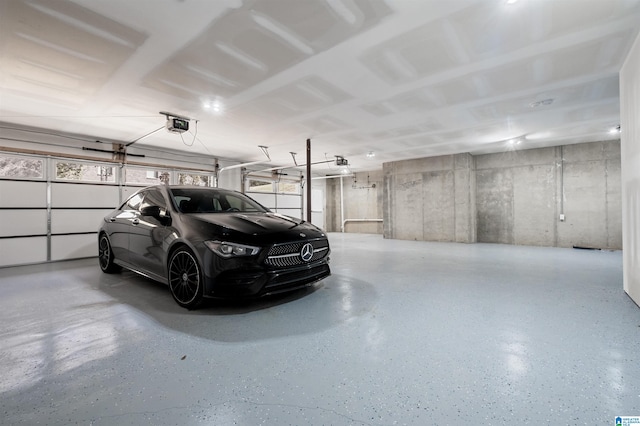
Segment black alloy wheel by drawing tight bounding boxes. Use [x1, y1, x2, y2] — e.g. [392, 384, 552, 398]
[98, 234, 120, 273]
[168, 248, 203, 309]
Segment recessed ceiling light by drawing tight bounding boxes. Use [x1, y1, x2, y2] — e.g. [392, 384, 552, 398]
[366, 151, 375, 158]
[203, 99, 224, 114]
[506, 0, 519, 4]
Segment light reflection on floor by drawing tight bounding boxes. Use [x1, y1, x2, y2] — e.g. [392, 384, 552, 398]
[1, 233, 638, 425]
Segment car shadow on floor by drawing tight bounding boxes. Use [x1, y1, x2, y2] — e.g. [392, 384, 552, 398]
[94, 268, 378, 342]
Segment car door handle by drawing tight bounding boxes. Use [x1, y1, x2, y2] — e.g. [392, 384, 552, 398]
[132, 219, 140, 225]
[109, 217, 117, 222]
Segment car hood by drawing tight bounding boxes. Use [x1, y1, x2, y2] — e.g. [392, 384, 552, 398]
[182, 212, 326, 242]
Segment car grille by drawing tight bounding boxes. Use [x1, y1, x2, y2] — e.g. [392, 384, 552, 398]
[265, 238, 329, 268]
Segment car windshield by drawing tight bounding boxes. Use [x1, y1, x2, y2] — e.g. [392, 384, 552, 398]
[170, 188, 268, 214]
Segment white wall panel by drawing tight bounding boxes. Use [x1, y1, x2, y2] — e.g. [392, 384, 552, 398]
[311, 188, 323, 210]
[51, 184, 119, 208]
[312, 212, 325, 229]
[0, 237, 47, 266]
[51, 209, 113, 234]
[0, 181, 46, 207]
[276, 194, 301, 208]
[51, 234, 97, 261]
[0, 210, 47, 237]
[311, 188, 325, 229]
[621, 31, 640, 304]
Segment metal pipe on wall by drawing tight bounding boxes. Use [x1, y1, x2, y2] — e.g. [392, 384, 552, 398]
[342, 218, 383, 232]
[560, 145, 565, 219]
[340, 176, 344, 232]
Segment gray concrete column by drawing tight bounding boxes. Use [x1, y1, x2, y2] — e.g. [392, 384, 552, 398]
[454, 153, 476, 243]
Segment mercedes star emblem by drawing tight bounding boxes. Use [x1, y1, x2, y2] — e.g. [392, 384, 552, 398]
[300, 243, 314, 262]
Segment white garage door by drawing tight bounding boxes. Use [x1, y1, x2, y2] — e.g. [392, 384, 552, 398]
[0, 153, 216, 267]
[0, 155, 121, 267]
[246, 177, 303, 219]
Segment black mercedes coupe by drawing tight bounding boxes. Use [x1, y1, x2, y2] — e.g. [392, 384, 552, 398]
[98, 185, 331, 309]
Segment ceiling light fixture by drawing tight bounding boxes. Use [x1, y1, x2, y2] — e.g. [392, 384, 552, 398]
[366, 151, 375, 158]
[203, 99, 224, 114]
[506, 0, 519, 4]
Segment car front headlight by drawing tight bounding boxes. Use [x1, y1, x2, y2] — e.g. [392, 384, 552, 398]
[205, 240, 261, 258]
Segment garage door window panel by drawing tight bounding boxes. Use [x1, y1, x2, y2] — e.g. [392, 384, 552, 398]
[0, 154, 44, 179]
[55, 161, 115, 183]
[247, 179, 275, 193]
[125, 167, 171, 185]
[277, 181, 300, 194]
[178, 173, 213, 186]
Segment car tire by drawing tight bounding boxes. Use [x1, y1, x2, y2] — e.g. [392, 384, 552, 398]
[168, 247, 204, 310]
[98, 234, 121, 273]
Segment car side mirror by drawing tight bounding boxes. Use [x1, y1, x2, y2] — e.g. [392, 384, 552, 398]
[140, 206, 171, 225]
[140, 205, 161, 217]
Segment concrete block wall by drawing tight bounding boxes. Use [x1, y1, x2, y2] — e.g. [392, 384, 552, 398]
[381, 153, 476, 243]
[476, 141, 621, 249]
[476, 147, 559, 245]
[330, 140, 621, 249]
[558, 142, 621, 249]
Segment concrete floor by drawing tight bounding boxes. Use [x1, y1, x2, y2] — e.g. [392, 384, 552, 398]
[1, 233, 638, 425]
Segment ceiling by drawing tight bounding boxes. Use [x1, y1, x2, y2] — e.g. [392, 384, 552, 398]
[1, 0, 638, 174]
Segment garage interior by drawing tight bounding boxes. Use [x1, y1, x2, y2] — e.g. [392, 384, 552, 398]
[1, 0, 640, 424]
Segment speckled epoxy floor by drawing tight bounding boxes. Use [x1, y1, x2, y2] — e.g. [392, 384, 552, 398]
[1, 233, 638, 425]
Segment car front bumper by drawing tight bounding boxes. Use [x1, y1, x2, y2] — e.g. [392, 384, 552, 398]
[200, 249, 330, 298]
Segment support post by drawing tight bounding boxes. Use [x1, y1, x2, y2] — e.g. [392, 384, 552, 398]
[306, 138, 312, 223]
